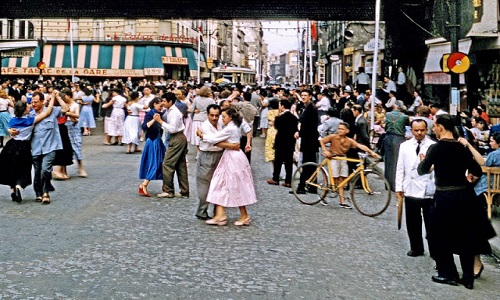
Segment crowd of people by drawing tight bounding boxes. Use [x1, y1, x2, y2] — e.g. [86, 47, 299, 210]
[0, 75, 497, 288]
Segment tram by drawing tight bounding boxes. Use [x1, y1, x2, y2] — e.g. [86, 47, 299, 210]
[211, 66, 256, 85]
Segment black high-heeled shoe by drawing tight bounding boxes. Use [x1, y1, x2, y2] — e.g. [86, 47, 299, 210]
[474, 264, 484, 279]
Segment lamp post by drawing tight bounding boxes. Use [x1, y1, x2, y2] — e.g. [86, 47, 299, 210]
[207, 28, 218, 82]
[38, 18, 46, 81]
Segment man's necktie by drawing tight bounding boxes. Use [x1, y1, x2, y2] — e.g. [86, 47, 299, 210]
[416, 141, 421, 156]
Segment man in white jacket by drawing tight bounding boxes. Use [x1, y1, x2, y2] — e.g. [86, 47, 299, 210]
[395, 119, 436, 258]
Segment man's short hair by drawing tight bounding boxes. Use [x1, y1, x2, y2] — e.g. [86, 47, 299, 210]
[301, 89, 313, 96]
[207, 103, 221, 113]
[161, 92, 176, 103]
[338, 122, 350, 130]
[279, 99, 292, 110]
[32, 91, 44, 101]
[352, 104, 363, 113]
[410, 118, 427, 128]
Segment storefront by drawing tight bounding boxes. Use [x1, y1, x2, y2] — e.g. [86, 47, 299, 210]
[1, 42, 206, 80]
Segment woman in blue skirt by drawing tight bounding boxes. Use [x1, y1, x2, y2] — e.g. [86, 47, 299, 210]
[138, 97, 166, 197]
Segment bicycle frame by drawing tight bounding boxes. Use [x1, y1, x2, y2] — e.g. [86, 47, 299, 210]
[309, 155, 373, 194]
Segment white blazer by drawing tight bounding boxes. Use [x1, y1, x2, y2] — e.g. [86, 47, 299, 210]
[395, 136, 436, 199]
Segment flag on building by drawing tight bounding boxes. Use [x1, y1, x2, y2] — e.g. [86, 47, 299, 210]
[198, 26, 203, 43]
[311, 21, 317, 41]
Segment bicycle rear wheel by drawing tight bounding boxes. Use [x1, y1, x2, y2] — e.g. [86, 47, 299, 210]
[291, 162, 329, 205]
[350, 170, 391, 217]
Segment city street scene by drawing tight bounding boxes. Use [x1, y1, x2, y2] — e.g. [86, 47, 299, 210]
[1, 0, 500, 298]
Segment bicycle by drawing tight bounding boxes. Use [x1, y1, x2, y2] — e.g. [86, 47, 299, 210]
[291, 152, 391, 217]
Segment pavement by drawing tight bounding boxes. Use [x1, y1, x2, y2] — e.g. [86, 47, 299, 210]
[0, 120, 499, 299]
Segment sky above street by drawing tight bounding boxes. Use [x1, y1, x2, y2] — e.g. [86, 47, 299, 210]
[262, 20, 306, 56]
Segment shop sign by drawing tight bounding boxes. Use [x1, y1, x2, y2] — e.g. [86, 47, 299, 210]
[364, 39, 385, 52]
[343, 47, 354, 55]
[1, 49, 35, 58]
[329, 55, 340, 61]
[161, 56, 188, 65]
[122, 33, 198, 44]
[424, 72, 465, 85]
[144, 68, 164, 76]
[0, 67, 144, 77]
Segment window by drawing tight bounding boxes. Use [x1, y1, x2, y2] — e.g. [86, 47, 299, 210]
[27, 21, 34, 39]
[8, 19, 14, 39]
[19, 20, 25, 39]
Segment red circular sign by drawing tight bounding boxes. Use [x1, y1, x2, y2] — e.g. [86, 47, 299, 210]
[447, 52, 470, 74]
[37, 61, 46, 70]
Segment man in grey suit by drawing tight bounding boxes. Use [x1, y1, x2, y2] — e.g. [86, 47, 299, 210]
[194, 104, 240, 220]
[195, 104, 224, 220]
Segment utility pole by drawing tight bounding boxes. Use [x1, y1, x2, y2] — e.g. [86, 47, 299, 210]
[448, 0, 460, 115]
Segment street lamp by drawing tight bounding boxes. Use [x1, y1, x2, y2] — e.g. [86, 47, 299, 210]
[206, 57, 214, 82]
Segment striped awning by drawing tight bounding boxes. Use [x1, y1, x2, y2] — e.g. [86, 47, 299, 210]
[1, 44, 203, 77]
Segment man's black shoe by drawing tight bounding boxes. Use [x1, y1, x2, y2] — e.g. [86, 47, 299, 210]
[459, 278, 474, 290]
[431, 276, 458, 286]
[196, 215, 211, 220]
[407, 250, 424, 257]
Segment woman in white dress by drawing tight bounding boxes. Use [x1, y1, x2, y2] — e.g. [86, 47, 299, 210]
[197, 107, 257, 226]
[102, 88, 127, 145]
[259, 93, 270, 137]
[123, 91, 145, 153]
[190, 86, 215, 157]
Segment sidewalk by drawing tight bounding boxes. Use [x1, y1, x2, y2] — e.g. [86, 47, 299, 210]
[490, 214, 500, 258]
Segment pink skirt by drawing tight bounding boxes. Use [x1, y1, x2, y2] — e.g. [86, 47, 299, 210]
[206, 149, 257, 207]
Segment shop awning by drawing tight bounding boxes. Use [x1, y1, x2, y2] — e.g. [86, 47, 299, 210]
[1, 44, 204, 77]
[423, 38, 472, 85]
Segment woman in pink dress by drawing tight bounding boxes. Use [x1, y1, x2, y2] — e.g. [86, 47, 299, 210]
[197, 107, 257, 226]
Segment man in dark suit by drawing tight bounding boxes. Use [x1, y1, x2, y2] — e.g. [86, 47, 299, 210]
[290, 89, 319, 194]
[351, 104, 370, 147]
[267, 99, 298, 187]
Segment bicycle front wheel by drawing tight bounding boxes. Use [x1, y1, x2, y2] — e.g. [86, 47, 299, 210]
[350, 170, 391, 217]
[291, 162, 329, 205]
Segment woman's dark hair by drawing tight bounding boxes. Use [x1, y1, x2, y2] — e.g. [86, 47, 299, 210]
[83, 88, 92, 96]
[435, 114, 456, 132]
[130, 91, 140, 101]
[474, 117, 487, 129]
[148, 97, 161, 110]
[14, 100, 27, 118]
[327, 107, 339, 118]
[222, 107, 242, 127]
[491, 132, 500, 145]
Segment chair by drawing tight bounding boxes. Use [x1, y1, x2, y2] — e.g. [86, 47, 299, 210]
[481, 166, 500, 219]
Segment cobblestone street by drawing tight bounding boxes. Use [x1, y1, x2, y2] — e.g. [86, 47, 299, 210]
[0, 121, 499, 299]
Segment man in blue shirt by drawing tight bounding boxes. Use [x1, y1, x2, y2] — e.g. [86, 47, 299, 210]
[29, 91, 68, 204]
